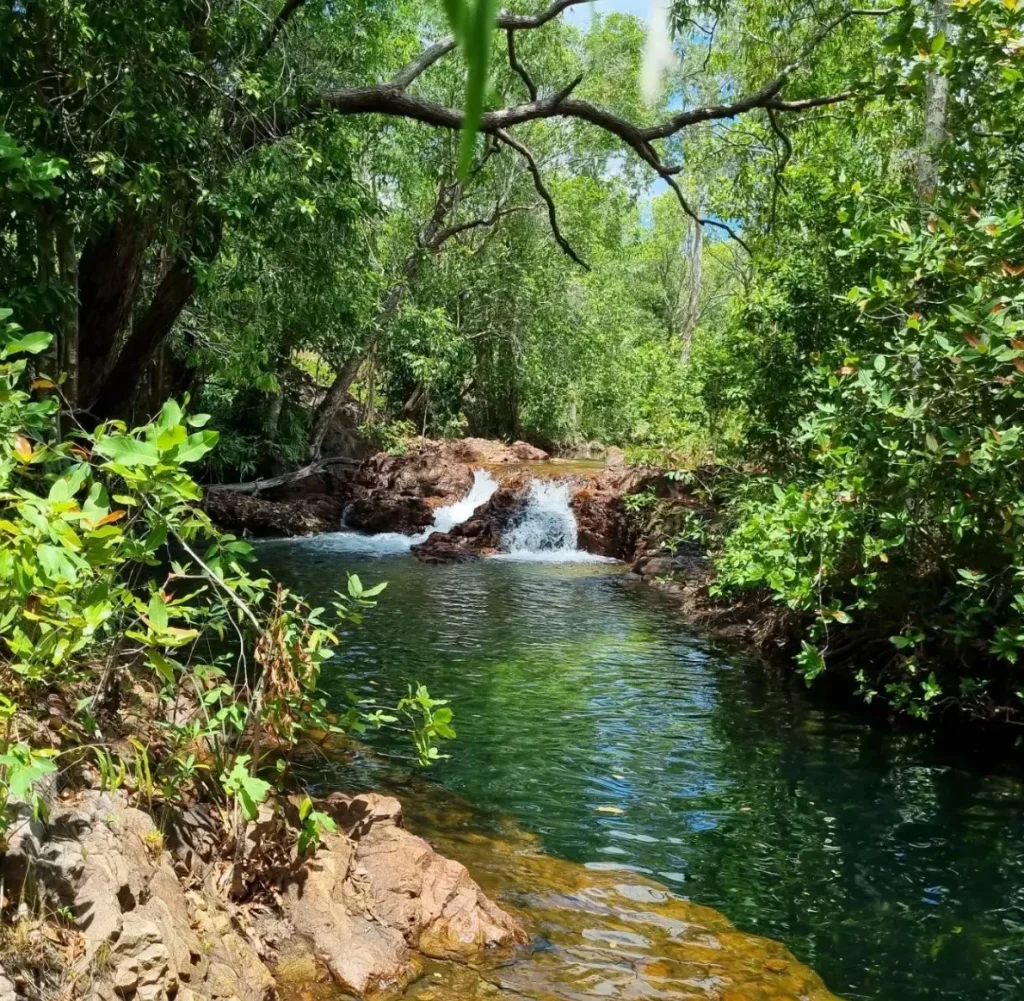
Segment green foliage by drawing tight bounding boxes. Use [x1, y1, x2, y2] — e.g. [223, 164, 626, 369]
[704, 0, 1024, 722]
[296, 794, 338, 856]
[0, 311, 453, 840]
[358, 418, 419, 456]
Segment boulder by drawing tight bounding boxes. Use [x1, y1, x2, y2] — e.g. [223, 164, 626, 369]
[632, 545, 708, 581]
[343, 492, 434, 534]
[279, 793, 525, 996]
[411, 479, 528, 562]
[510, 440, 549, 462]
[353, 809, 526, 962]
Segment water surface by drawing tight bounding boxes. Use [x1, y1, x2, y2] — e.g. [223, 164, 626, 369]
[257, 542, 1024, 1001]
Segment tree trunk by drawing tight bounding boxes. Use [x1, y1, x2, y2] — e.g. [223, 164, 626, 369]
[915, 0, 950, 200]
[400, 382, 427, 422]
[306, 349, 368, 459]
[88, 256, 197, 421]
[77, 214, 151, 401]
[680, 209, 703, 364]
[264, 331, 297, 442]
[306, 270, 415, 459]
[56, 215, 79, 409]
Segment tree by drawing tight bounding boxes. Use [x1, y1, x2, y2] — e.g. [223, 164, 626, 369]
[1, 0, 897, 424]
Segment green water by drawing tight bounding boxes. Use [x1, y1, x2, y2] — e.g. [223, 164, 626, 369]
[257, 540, 1024, 1001]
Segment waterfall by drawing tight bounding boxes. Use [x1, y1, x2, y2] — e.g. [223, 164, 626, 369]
[331, 469, 499, 555]
[501, 478, 607, 562]
[429, 469, 500, 534]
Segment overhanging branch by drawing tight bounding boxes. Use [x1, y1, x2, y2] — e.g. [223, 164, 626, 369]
[252, 4, 896, 256]
[495, 130, 589, 270]
[391, 0, 594, 88]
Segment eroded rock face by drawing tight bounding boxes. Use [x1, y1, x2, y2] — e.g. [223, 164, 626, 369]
[1, 791, 273, 1001]
[278, 793, 525, 996]
[571, 467, 647, 559]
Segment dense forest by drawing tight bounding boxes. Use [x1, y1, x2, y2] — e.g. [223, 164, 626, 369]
[2, 0, 1024, 993]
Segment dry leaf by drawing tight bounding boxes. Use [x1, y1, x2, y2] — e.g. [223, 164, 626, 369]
[14, 435, 33, 462]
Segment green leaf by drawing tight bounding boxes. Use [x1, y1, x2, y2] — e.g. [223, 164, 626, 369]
[149, 593, 169, 630]
[157, 399, 183, 431]
[94, 436, 161, 467]
[149, 650, 178, 685]
[174, 430, 219, 463]
[222, 757, 272, 821]
[457, 0, 501, 180]
[2, 330, 51, 357]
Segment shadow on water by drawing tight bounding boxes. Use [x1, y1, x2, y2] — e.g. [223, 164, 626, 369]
[257, 541, 1024, 1001]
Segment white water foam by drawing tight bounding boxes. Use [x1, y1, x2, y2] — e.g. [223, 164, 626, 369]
[268, 468, 611, 562]
[500, 478, 612, 563]
[327, 469, 500, 556]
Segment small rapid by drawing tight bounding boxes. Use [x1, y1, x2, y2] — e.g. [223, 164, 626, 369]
[329, 469, 500, 555]
[500, 478, 608, 562]
[292, 468, 609, 561]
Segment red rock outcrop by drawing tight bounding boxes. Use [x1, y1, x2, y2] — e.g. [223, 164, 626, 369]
[571, 466, 648, 559]
[411, 477, 530, 562]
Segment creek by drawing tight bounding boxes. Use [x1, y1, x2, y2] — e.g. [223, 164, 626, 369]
[257, 471, 1024, 1001]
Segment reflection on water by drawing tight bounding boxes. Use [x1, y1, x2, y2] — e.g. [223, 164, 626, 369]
[257, 545, 1024, 1001]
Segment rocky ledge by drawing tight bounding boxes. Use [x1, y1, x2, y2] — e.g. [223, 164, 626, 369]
[0, 789, 524, 1001]
[203, 438, 550, 540]
[202, 437, 646, 561]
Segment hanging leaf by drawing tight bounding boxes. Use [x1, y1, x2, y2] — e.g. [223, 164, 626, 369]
[457, 0, 501, 180]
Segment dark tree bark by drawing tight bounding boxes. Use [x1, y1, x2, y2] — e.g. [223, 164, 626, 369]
[88, 256, 197, 421]
[56, 214, 79, 408]
[306, 343, 371, 459]
[77, 215, 150, 403]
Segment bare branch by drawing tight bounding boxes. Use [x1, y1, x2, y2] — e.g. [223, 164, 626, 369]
[766, 106, 793, 228]
[252, 0, 308, 66]
[507, 29, 537, 101]
[766, 92, 857, 112]
[247, 3, 894, 257]
[495, 130, 589, 270]
[660, 174, 752, 254]
[430, 205, 529, 247]
[391, 0, 593, 88]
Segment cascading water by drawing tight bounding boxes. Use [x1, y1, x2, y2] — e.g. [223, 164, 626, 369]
[284, 467, 607, 561]
[330, 469, 500, 555]
[500, 478, 608, 562]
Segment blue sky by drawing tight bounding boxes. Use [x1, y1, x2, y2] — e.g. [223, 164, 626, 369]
[564, 0, 651, 29]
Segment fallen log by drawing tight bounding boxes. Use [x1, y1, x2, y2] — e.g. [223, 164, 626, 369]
[206, 456, 358, 495]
